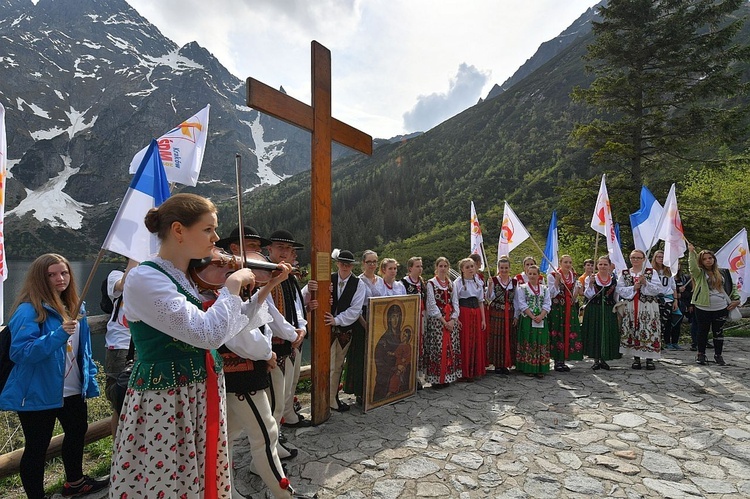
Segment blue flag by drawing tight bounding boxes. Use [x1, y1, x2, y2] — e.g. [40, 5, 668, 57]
[540, 210, 559, 274]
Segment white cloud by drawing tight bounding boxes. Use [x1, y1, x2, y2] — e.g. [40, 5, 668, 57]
[125, 0, 598, 138]
[403, 63, 490, 132]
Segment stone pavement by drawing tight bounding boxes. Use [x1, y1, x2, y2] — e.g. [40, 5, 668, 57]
[235, 337, 750, 498]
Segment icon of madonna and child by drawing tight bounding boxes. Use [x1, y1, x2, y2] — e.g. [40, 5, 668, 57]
[365, 295, 420, 411]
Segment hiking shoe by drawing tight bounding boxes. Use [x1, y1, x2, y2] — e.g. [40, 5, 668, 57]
[62, 475, 109, 497]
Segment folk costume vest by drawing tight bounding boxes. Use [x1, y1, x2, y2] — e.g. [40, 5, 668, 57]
[127, 261, 223, 391]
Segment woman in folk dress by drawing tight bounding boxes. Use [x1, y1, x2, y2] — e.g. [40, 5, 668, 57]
[547, 255, 584, 372]
[487, 255, 518, 374]
[452, 258, 487, 380]
[616, 249, 664, 370]
[515, 265, 552, 378]
[423, 257, 462, 387]
[581, 256, 621, 370]
[110, 194, 272, 499]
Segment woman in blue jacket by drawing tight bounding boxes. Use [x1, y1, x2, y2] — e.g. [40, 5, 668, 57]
[0, 254, 108, 498]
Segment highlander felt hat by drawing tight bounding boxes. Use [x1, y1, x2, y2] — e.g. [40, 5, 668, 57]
[332, 249, 356, 264]
[268, 229, 304, 249]
[216, 226, 271, 250]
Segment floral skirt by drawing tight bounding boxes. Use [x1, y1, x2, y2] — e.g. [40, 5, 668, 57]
[548, 302, 584, 361]
[423, 315, 462, 384]
[516, 317, 550, 374]
[110, 376, 232, 499]
[619, 299, 662, 359]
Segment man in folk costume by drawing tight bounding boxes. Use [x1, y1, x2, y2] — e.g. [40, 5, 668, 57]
[266, 230, 313, 429]
[324, 249, 366, 412]
[216, 227, 302, 463]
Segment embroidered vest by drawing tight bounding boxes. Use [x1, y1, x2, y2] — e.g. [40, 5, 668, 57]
[127, 261, 222, 391]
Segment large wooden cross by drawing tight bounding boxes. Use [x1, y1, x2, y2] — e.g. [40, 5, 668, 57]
[246, 41, 372, 424]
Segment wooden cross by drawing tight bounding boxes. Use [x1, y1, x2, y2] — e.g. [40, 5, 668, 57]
[246, 41, 372, 425]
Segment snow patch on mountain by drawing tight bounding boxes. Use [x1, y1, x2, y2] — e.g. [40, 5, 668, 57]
[244, 114, 289, 189]
[8, 157, 92, 229]
[17, 97, 50, 118]
[145, 50, 204, 73]
[28, 106, 97, 140]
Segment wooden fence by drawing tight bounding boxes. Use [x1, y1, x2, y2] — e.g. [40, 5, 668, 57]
[0, 314, 311, 479]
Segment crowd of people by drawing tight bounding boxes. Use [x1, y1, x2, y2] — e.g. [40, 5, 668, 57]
[0, 191, 744, 499]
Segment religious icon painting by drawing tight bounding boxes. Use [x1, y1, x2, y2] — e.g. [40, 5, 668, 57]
[364, 294, 420, 412]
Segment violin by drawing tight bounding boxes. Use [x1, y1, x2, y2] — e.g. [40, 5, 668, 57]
[189, 247, 283, 291]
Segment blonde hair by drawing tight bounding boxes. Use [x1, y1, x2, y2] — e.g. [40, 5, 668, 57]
[11, 254, 80, 322]
[650, 250, 672, 277]
[379, 258, 399, 276]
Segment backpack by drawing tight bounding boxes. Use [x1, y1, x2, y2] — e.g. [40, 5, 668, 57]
[101, 270, 124, 318]
[0, 325, 14, 396]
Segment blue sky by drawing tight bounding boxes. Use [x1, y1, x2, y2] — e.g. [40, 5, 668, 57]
[126, 0, 598, 139]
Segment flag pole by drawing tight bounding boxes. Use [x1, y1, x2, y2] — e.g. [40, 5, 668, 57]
[528, 235, 574, 299]
[480, 240, 492, 278]
[73, 248, 107, 319]
[593, 232, 600, 261]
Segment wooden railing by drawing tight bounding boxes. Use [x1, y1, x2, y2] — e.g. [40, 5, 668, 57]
[0, 314, 311, 479]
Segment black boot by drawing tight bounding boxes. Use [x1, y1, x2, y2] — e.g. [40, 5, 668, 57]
[714, 354, 726, 366]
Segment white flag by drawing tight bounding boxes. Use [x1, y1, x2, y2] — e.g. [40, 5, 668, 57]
[129, 105, 210, 186]
[656, 184, 686, 275]
[470, 201, 485, 271]
[0, 103, 7, 323]
[497, 202, 530, 260]
[715, 228, 749, 303]
[591, 175, 627, 272]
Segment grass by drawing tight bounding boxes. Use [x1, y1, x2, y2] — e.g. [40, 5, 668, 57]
[0, 362, 113, 498]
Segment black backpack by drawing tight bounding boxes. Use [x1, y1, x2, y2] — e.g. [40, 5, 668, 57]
[0, 325, 14, 396]
[101, 271, 124, 318]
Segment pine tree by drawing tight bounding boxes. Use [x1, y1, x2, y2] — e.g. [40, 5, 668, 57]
[572, 0, 750, 191]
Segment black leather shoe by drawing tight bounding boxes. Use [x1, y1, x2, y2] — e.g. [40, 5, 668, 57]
[283, 418, 312, 428]
[631, 360, 642, 370]
[714, 355, 726, 366]
[554, 363, 566, 372]
[562, 364, 571, 372]
[645, 359, 655, 370]
[599, 361, 610, 370]
[333, 398, 349, 412]
[591, 362, 601, 370]
[279, 444, 298, 461]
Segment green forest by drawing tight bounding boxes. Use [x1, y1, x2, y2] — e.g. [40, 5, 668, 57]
[219, 1, 750, 276]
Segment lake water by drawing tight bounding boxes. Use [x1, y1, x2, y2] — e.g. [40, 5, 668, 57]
[2, 260, 311, 365]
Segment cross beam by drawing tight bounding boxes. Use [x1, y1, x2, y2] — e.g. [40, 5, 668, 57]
[246, 41, 372, 425]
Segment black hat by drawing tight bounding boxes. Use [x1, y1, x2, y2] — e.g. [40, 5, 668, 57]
[333, 249, 356, 263]
[216, 226, 271, 250]
[268, 229, 304, 249]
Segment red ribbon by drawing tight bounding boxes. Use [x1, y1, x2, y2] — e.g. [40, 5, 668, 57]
[204, 351, 219, 499]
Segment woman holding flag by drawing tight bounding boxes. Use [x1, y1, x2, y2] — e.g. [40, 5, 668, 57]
[581, 256, 621, 370]
[487, 256, 518, 374]
[110, 193, 269, 499]
[688, 243, 741, 366]
[616, 249, 663, 370]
